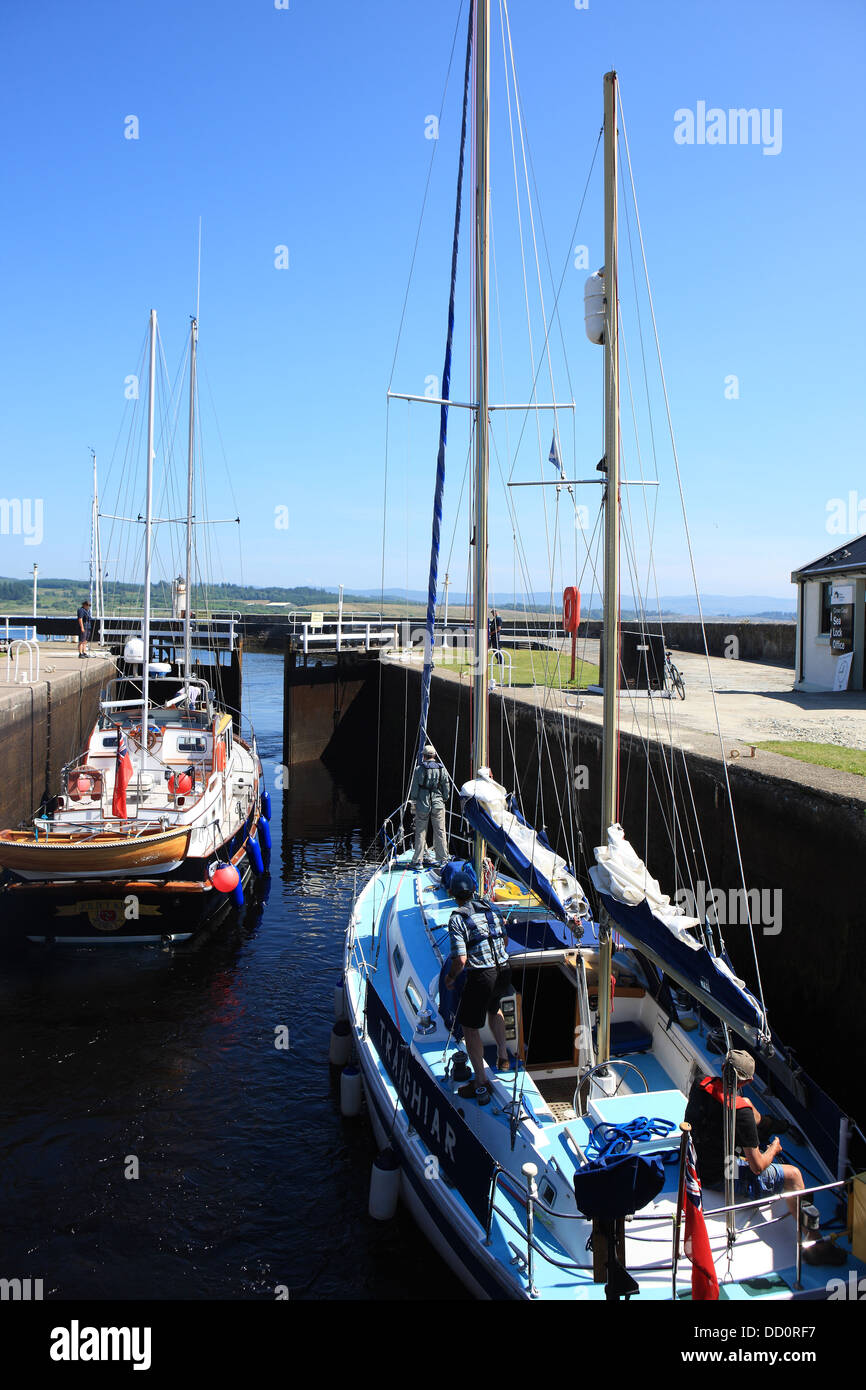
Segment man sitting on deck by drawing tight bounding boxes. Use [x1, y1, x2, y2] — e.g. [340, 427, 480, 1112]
[444, 874, 512, 1106]
[685, 1047, 806, 1218]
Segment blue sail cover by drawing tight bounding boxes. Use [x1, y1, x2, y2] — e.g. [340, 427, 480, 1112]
[460, 792, 581, 923]
[595, 889, 767, 1041]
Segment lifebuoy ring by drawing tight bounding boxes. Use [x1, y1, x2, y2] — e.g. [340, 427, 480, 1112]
[562, 586, 581, 634]
[215, 741, 226, 771]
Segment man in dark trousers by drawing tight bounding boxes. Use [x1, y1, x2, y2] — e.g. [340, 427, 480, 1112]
[77, 599, 92, 658]
[443, 874, 511, 1105]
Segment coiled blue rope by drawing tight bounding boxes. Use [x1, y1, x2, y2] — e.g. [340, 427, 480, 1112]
[585, 1117, 678, 1162]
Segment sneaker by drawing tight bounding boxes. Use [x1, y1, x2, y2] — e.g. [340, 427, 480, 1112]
[457, 1082, 491, 1105]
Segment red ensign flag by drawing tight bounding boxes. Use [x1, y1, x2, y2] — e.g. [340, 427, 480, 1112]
[683, 1135, 719, 1300]
[112, 728, 133, 820]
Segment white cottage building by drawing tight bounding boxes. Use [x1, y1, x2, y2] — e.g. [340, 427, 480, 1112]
[791, 534, 866, 691]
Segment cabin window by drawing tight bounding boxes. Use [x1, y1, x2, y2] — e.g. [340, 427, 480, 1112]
[819, 582, 832, 634]
[405, 980, 422, 1015]
[226, 727, 233, 757]
[392, 944, 404, 976]
[102, 735, 118, 749]
[178, 736, 206, 753]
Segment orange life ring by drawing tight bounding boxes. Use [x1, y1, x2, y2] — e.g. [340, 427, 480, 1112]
[215, 741, 226, 771]
[562, 586, 581, 634]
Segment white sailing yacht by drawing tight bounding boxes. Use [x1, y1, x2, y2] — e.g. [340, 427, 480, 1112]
[340, 2, 863, 1299]
[0, 311, 271, 943]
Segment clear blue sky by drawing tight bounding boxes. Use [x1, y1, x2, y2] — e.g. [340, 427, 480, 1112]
[1, 0, 864, 602]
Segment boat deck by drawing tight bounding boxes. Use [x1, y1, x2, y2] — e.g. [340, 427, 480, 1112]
[347, 855, 863, 1300]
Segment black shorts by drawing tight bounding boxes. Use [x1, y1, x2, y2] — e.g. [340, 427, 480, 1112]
[457, 964, 512, 1030]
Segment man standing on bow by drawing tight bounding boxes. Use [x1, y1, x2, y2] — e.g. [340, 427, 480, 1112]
[408, 742, 451, 868]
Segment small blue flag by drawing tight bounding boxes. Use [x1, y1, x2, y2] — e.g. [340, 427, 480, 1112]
[548, 433, 564, 479]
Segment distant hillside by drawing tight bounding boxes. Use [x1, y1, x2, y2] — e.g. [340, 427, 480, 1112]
[0, 577, 342, 614]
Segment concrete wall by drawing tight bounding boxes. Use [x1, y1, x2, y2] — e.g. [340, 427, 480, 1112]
[0, 656, 112, 827]
[283, 653, 380, 765]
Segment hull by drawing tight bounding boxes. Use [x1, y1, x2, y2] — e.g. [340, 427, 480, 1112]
[0, 827, 191, 880]
[0, 810, 265, 944]
[344, 856, 864, 1302]
[2, 859, 253, 943]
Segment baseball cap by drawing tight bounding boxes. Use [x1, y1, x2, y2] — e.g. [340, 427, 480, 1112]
[725, 1048, 755, 1082]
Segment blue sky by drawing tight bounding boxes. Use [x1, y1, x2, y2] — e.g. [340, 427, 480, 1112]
[1, 0, 864, 603]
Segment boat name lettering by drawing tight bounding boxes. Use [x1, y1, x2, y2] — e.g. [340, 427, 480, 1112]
[365, 981, 493, 1222]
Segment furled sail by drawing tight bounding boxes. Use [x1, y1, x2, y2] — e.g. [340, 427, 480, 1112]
[459, 769, 589, 923]
[589, 824, 769, 1043]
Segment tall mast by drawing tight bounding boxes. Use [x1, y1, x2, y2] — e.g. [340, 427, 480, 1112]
[184, 316, 198, 685]
[597, 71, 621, 1065]
[94, 455, 104, 642]
[89, 450, 97, 613]
[472, 0, 490, 877]
[142, 309, 157, 742]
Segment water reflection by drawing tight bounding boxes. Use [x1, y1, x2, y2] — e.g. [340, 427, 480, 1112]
[0, 653, 465, 1300]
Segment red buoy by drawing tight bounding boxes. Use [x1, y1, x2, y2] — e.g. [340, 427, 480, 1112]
[210, 863, 240, 893]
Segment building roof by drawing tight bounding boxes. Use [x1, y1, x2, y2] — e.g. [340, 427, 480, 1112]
[791, 532, 866, 582]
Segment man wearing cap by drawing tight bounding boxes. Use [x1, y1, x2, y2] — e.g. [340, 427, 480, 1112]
[443, 875, 511, 1104]
[685, 1048, 805, 1218]
[408, 743, 451, 868]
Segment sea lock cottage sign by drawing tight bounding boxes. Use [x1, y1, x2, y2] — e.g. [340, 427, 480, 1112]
[829, 583, 854, 654]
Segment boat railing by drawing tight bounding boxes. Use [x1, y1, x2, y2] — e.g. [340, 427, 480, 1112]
[671, 1175, 852, 1295]
[484, 1158, 852, 1299]
[33, 815, 172, 839]
[376, 804, 475, 863]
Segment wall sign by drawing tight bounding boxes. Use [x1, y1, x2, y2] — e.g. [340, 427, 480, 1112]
[829, 583, 854, 654]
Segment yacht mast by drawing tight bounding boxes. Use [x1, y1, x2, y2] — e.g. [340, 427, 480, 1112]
[89, 450, 97, 614]
[472, 0, 490, 878]
[184, 316, 198, 686]
[141, 309, 157, 739]
[597, 71, 621, 1066]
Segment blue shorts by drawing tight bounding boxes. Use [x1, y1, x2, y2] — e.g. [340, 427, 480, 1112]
[736, 1162, 785, 1198]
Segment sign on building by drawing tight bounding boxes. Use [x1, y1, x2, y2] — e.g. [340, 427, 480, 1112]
[829, 583, 854, 654]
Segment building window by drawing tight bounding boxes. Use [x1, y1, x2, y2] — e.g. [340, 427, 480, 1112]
[819, 582, 832, 634]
